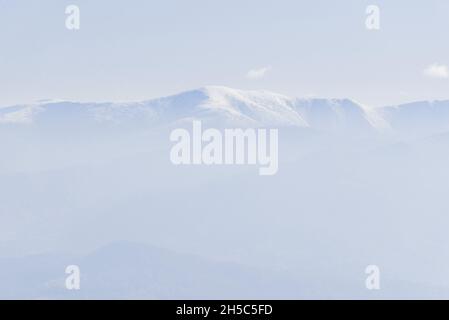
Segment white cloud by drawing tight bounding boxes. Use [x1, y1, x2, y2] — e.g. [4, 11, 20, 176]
[246, 66, 272, 80]
[424, 63, 449, 79]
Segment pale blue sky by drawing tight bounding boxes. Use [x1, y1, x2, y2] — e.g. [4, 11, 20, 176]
[0, 0, 448, 107]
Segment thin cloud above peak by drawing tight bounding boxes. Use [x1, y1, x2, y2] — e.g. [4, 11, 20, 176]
[246, 66, 272, 80]
[424, 63, 449, 79]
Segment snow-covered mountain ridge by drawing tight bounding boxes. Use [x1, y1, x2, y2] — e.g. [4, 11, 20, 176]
[1, 86, 449, 136]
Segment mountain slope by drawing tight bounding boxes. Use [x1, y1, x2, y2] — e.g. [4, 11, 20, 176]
[293, 98, 388, 133]
[0, 87, 378, 132]
[0, 87, 308, 129]
[381, 100, 449, 137]
[2, 87, 449, 137]
[0, 242, 308, 299]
